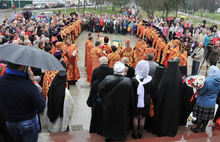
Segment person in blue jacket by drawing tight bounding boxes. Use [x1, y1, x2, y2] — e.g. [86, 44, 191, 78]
[203, 32, 211, 47]
[191, 66, 220, 133]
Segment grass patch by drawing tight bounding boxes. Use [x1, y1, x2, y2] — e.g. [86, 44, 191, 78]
[141, 10, 220, 27]
[36, 6, 121, 15]
[193, 11, 220, 21]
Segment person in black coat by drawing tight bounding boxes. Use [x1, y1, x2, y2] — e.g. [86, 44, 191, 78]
[94, 18, 100, 33]
[29, 30, 36, 44]
[87, 56, 114, 134]
[89, 17, 94, 32]
[98, 61, 133, 141]
[153, 60, 182, 137]
[179, 65, 194, 126]
[109, 19, 114, 34]
[131, 60, 152, 139]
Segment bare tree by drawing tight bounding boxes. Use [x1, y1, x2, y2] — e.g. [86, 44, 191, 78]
[83, 0, 86, 14]
[78, 0, 80, 12]
[100, 0, 103, 13]
[105, 0, 107, 13]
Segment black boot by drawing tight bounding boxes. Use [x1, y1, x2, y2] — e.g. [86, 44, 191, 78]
[131, 132, 138, 139]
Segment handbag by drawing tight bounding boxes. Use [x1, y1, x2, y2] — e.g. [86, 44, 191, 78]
[148, 98, 154, 117]
[215, 117, 220, 131]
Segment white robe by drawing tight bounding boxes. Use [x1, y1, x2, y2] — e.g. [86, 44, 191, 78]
[42, 88, 74, 132]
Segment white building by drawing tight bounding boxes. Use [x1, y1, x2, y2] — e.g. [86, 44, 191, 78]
[33, 0, 78, 5]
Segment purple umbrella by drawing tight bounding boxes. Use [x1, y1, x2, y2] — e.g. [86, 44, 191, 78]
[10, 14, 18, 21]
[38, 15, 47, 18]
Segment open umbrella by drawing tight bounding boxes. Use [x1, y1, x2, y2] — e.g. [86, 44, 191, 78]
[0, 44, 65, 71]
[180, 16, 186, 19]
[10, 14, 22, 21]
[38, 15, 47, 18]
[39, 20, 47, 23]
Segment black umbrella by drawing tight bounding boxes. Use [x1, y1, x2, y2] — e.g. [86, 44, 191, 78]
[0, 44, 65, 71]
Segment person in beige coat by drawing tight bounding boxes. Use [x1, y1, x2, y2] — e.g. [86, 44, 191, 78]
[197, 29, 207, 43]
[191, 42, 205, 75]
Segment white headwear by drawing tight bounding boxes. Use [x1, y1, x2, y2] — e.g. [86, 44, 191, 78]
[113, 61, 125, 75]
[135, 60, 152, 108]
[209, 65, 220, 77]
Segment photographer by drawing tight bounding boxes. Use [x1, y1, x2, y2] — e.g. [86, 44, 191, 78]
[209, 41, 220, 66]
[204, 36, 214, 60]
[191, 42, 205, 75]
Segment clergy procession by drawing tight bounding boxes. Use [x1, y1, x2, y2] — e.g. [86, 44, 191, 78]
[1, 2, 220, 142]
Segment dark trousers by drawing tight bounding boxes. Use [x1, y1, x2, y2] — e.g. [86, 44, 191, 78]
[191, 60, 200, 75]
[210, 61, 217, 66]
[123, 28, 127, 35]
[99, 26, 103, 32]
[0, 108, 15, 142]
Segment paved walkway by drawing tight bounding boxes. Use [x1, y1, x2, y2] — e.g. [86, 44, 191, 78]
[39, 31, 139, 136]
[177, 11, 220, 25]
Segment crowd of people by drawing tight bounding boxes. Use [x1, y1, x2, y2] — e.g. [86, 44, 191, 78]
[0, 4, 220, 142]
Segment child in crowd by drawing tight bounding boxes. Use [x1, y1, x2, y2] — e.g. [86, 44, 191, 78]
[127, 25, 131, 34]
[119, 25, 123, 35]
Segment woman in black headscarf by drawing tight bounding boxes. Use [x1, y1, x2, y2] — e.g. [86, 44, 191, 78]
[144, 66, 165, 132]
[179, 65, 194, 126]
[151, 66, 166, 104]
[153, 60, 182, 137]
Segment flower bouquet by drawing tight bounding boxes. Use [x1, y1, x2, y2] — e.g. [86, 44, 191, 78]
[186, 75, 205, 89]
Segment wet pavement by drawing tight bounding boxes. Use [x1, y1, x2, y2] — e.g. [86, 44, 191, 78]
[39, 31, 139, 136]
[38, 31, 220, 138]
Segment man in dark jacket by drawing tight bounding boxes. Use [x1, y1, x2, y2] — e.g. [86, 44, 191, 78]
[29, 30, 36, 44]
[2, 30, 9, 44]
[88, 56, 113, 134]
[0, 62, 45, 142]
[98, 61, 133, 141]
[209, 41, 220, 66]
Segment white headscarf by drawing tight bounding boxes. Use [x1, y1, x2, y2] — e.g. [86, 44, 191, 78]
[209, 65, 220, 77]
[114, 61, 125, 75]
[135, 60, 152, 108]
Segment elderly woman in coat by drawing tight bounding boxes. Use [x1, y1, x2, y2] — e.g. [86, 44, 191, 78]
[191, 66, 220, 133]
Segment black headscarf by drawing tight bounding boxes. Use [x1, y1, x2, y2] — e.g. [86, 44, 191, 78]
[179, 65, 187, 76]
[153, 60, 182, 137]
[178, 65, 194, 126]
[151, 66, 165, 104]
[47, 70, 67, 123]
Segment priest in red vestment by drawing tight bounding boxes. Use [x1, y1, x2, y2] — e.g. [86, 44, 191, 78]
[119, 39, 134, 67]
[62, 38, 80, 84]
[87, 41, 106, 83]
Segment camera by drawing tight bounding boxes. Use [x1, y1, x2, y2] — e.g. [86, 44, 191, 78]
[191, 53, 196, 58]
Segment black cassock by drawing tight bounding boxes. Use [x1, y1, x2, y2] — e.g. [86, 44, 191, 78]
[87, 65, 113, 134]
[99, 75, 133, 141]
[145, 66, 165, 132]
[95, 20, 100, 32]
[104, 21, 108, 33]
[153, 60, 182, 137]
[89, 18, 94, 32]
[179, 65, 194, 126]
[47, 70, 67, 123]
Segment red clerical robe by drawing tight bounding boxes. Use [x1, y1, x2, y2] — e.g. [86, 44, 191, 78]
[86, 41, 95, 73]
[42, 70, 59, 100]
[164, 47, 180, 67]
[145, 47, 157, 61]
[87, 47, 106, 83]
[103, 44, 112, 54]
[133, 41, 143, 67]
[107, 52, 121, 68]
[119, 47, 134, 67]
[62, 44, 80, 81]
[178, 50, 188, 66]
[85, 39, 90, 68]
[136, 44, 148, 64]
